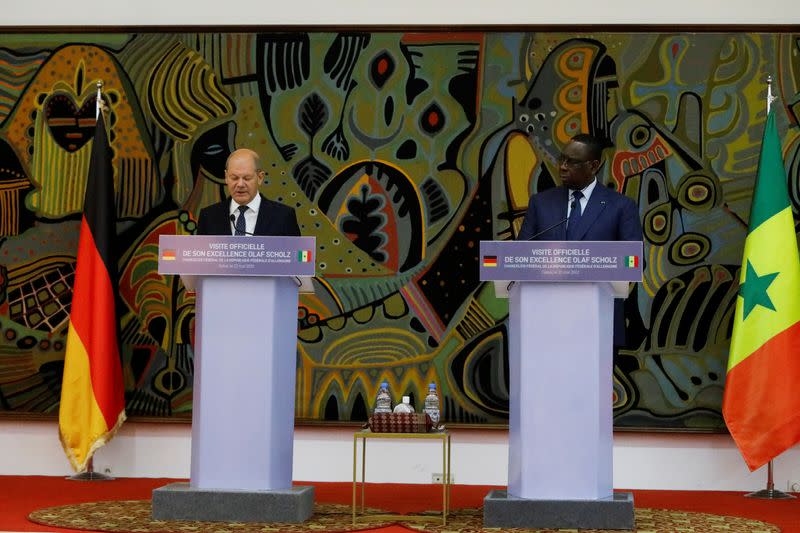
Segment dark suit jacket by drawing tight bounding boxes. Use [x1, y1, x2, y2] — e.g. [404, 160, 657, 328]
[518, 183, 642, 242]
[517, 183, 643, 346]
[196, 194, 301, 237]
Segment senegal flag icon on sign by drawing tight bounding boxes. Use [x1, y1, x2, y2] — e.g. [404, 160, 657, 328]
[297, 249, 312, 262]
[625, 255, 639, 268]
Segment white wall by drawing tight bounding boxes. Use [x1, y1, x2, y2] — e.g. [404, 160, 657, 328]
[2, 0, 800, 26]
[2, 420, 799, 492]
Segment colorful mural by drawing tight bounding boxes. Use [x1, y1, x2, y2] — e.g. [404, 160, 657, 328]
[1, 32, 799, 430]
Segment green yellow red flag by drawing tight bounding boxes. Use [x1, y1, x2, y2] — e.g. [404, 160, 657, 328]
[722, 110, 800, 471]
[58, 111, 126, 472]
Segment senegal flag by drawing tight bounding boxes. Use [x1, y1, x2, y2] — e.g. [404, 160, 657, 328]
[58, 112, 126, 472]
[723, 110, 800, 471]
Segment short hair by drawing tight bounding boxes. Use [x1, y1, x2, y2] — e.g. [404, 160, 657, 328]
[225, 148, 261, 171]
[570, 133, 605, 161]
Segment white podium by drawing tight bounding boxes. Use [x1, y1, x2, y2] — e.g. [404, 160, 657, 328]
[480, 240, 642, 529]
[191, 275, 299, 490]
[507, 280, 627, 499]
[152, 235, 316, 523]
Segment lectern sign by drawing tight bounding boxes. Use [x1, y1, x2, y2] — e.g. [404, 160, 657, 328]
[479, 240, 642, 282]
[158, 235, 316, 276]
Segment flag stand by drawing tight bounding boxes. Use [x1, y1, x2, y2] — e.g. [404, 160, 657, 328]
[742, 80, 795, 501]
[61, 79, 124, 482]
[67, 457, 114, 481]
[744, 460, 794, 499]
[725, 76, 799, 501]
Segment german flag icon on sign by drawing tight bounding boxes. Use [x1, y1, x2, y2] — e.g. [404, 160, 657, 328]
[483, 255, 498, 267]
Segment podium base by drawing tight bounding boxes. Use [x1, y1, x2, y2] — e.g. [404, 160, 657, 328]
[483, 489, 634, 530]
[152, 482, 314, 523]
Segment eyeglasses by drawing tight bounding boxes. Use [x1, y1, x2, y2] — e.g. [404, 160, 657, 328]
[557, 154, 595, 168]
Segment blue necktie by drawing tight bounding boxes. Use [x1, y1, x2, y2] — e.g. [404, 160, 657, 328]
[234, 205, 248, 236]
[565, 190, 583, 240]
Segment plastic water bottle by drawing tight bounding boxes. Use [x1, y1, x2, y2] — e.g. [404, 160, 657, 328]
[423, 383, 440, 428]
[393, 395, 414, 413]
[375, 381, 392, 414]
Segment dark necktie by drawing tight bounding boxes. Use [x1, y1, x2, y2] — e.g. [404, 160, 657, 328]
[565, 190, 584, 240]
[234, 205, 248, 236]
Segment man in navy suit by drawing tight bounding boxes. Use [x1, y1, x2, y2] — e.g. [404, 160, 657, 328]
[518, 133, 643, 345]
[518, 134, 642, 242]
[197, 148, 301, 237]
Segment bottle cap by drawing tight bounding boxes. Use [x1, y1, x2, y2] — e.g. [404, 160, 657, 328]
[429, 382, 436, 389]
[402, 395, 410, 404]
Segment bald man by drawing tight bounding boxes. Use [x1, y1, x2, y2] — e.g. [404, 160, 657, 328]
[196, 148, 300, 237]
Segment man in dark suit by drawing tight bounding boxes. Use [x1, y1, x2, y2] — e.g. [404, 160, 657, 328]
[518, 134, 642, 242]
[197, 148, 301, 237]
[518, 133, 643, 346]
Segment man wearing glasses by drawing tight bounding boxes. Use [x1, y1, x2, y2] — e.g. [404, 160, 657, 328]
[197, 148, 301, 237]
[517, 133, 642, 243]
[517, 133, 642, 346]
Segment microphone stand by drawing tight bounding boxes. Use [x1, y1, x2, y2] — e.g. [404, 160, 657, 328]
[229, 214, 256, 236]
[229, 214, 304, 288]
[522, 198, 578, 241]
[509, 200, 577, 291]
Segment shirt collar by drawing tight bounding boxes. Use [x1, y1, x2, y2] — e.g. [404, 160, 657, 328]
[573, 178, 597, 201]
[230, 193, 261, 216]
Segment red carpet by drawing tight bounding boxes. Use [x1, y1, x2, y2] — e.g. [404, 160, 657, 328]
[1, 476, 798, 532]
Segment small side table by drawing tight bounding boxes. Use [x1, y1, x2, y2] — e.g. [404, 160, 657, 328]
[352, 429, 451, 525]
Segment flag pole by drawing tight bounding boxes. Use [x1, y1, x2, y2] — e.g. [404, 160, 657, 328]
[743, 75, 794, 500]
[745, 460, 793, 499]
[65, 79, 115, 482]
[96, 80, 102, 118]
[67, 456, 114, 481]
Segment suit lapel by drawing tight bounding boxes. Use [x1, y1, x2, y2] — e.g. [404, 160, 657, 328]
[571, 184, 610, 240]
[554, 187, 570, 240]
[220, 197, 234, 235]
[254, 194, 271, 235]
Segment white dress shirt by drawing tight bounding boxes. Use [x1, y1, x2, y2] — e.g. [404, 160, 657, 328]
[229, 194, 261, 236]
[566, 178, 597, 218]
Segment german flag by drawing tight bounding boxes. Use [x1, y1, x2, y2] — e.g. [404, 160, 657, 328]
[58, 112, 126, 472]
[722, 110, 800, 470]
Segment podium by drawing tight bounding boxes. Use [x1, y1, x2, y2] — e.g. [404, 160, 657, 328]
[151, 235, 316, 523]
[479, 240, 642, 530]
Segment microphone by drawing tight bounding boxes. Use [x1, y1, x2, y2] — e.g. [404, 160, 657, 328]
[508, 197, 578, 292]
[229, 213, 256, 236]
[523, 198, 578, 241]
